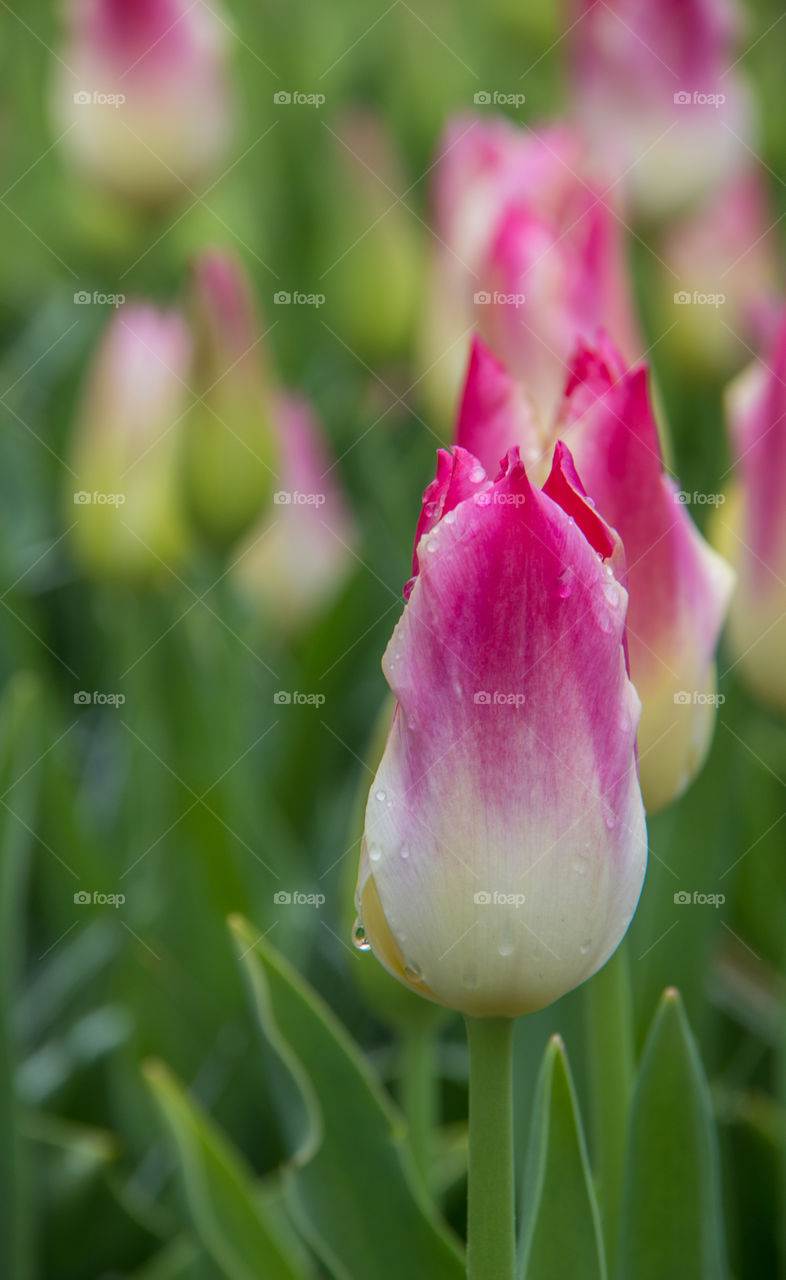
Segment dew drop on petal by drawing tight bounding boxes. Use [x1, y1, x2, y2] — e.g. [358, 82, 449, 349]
[443, 508, 457, 525]
[425, 538, 439, 553]
[404, 960, 424, 982]
[598, 611, 613, 634]
[572, 856, 588, 876]
[399, 843, 410, 860]
[580, 939, 592, 956]
[604, 807, 617, 830]
[603, 581, 621, 609]
[368, 844, 383, 862]
[352, 920, 371, 951]
[407, 715, 417, 730]
[462, 968, 480, 990]
[469, 465, 486, 483]
[556, 567, 575, 599]
[375, 789, 386, 803]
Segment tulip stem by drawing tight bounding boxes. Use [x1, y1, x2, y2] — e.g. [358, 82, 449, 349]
[584, 942, 634, 1263]
[400, 1025, 438, 1194]
[465, 1016, 516, 1280]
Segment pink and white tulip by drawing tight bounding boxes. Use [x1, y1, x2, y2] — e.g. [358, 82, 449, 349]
[719, 308, 786, 712]
[355, 444, 647, 1017]
[418, 116, 640, 429]
[456, 336, 735, 812]
[54, 0, 234, 207]
[572, 0, 755, 218]
[69, 304, 192, 579]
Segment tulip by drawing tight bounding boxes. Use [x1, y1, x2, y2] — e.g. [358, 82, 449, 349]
[54, 0, 234, 208]
[354, 442, 647, 1017]
[417, 115, 640, 429]
[657, 170, 780, 375]
[719, 309, 786, 712]
[233, 393, 356, 628]
[321, 112, 423, 362]
[184, 250, 277, 548]
[571, 0, 755, 219]
[456, 335, 735, 812]
[69, 304, 191, 580]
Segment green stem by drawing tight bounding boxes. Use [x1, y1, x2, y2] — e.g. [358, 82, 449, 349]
[584, 943, 634, 1263]
[400, 1026, 438, 1194]
[466, 1017, 516, 1280]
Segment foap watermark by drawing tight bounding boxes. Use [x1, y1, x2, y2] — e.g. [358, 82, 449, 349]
[674, 290, 725, 308]
[474, 90, 526, 108]
[74, 889, 126, 907]
[273, 290, 325, 308]
[73, 89, 126, 108]
[674, 890, 725, 907]
[474, 890, 527, 907]
[273, 90, 326, 107]
[474, 690, 526, 707]
[474, 289, 526, 308]
[73, 490, 126, 506]
[673, 90, 726, 108]
[273, 690, 326, 707]
[473, 489, 526, 508]
[673, 690, 725, 707]
[74, 290, 125, 308]
[273, 490, 326, 506]
[674, 490, 725, 506]
[74, 690, 126, 707]
[273, 889, 326, 907]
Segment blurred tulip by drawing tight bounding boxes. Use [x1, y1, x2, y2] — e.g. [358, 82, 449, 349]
[54, 0, 234, 208]
[457, 335, 735, 812]
[354, 442, 647, 1017]
[417, 115, 640, 429]
[571, 0, 755, 219]
[718, 310, 786, 712]
[184, 250, 277, 548]
[321, 112, 423, 362]
[69, 304, 191, 580]
[233, 393, 356, 629]
[657, 170, 780, 375]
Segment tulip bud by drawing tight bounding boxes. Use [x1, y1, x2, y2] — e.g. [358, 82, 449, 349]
[68, 304, 191, 580]
[354, 443, 647, 1018]
[321, 112, 423, 362]
[233, 394, 356, 629]
[418, 116, 640, 429]
[656, 170, 780, 376]
[183, 250, 277, 549]
[456, 335, 735, 812]
[719, 310, 786, 712]
[53, 0, 234, 208]
[571, 0, 755, 219]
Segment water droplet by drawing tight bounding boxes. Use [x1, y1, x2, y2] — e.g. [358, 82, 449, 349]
[399, 843, 410, 860]
[604, 808, 617, 830]
[556, 567, 575, 599]
[462, 968, 480, 990]
[404, 961, 424, 982]
[375, 789, 386, 803]
[368, 844, 382, 862]
[443, 509, 457, 525]
[407, 714, 417, 730]
[425, 538, 439, 553]
[603, 580, 620, 609]
[499, 936, 516, 957]
[604, 563, 614, 577]
[352, 920, 371, 951]
[452, 679, 463, 698]
[598, 611, 613, 633]
[469, 465, 485, 483]
[572, 856, 588, 875]
[580, 939, 592, 956]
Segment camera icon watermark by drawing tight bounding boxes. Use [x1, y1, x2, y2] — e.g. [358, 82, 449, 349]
[74, 690, 126, 707]
[273, 690, 326, 707]
[474, 690, 526, 707]
[474, 890, 526, 907]
[673, 690, 725, 706]
[674, 890, 725, 907]
[74, 889, 126, 907]
[73, 490, 126, 506]
[273, 889, 326, 907]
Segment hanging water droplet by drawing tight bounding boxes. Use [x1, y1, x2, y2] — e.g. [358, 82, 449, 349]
[399, 843, 410, 860]
[603, 580, 620, 609]
[368, 844, 382, 862]
[469, 465, 485, 483]
[604, 807, 617, 830]
[556, 567, 575, 599]
[352, 920, 371, 951]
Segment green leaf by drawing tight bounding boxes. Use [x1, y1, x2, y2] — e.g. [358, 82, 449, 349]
[616, 988, 727, 1280]
[518, 1035, 606, 1280]
[143, 1059, 307, 1280]
[229, 914, 465, 1280]
[0, 673, 43, 1280]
